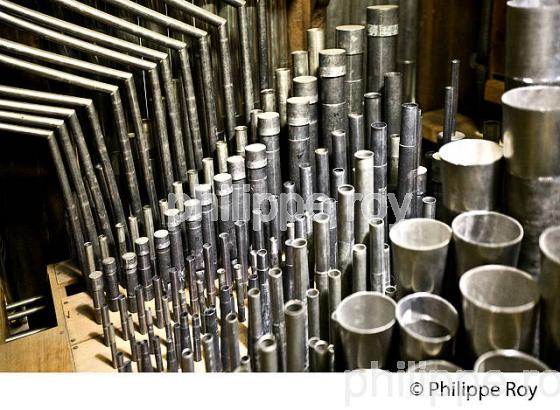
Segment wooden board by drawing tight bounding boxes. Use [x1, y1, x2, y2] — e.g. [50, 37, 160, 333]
[0, 264, 75, 371]
[63, 290, 249, 372]
[484, 79, 504, 105]
[421, 109, 480, 144]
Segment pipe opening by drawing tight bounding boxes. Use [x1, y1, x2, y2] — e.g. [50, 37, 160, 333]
[440, 139, 503, 166]
[336, 292, 396, 334]
[452, 211, 523, 247]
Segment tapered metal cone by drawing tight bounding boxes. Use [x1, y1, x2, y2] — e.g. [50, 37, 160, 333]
[439, 139, 503, 220]
[389, 218, 452, 298]
[407, 360, 462, 372]
[452, 211, 523, 278]
[335, 291, 396, 370]
[460, 265, 540, 358]
[474, 350, 549, 372]
[396, 292, 458, 362]
[539, 226, 560, 370]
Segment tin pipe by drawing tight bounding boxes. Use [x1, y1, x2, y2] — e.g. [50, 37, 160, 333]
[292, 51, 309, 77]
[348, 113, 364, 170]
[336, 291, 396, 369]
[396, 292, 458, 361]
[452, 211, 523, 278]
[369, 218, 386, 293]
[293, 76, 319, 179]
[292, 238, 310, 302]
[276, 68, 291, 130]
[331, 130, 348, 176]
[101, 258, 120, 312]
[364, 92, 382, 145]
[336, 25, 365, 114]
[233, 264, 246, 323]
[180, 348, 195, 372]
[192, 313, 202, 362]
[285, 300, 306, 372]
[383, 72, 402, 136]
[287, 97, 311, 193]
[258, 112, 282, 196]
[268, 267, 287, 371]
[122, 252, 139, 313]
[154, 230, 172, 287]
[353, 150, 374, 244]
[439, 139, 503, 218]
[320, 49, 348, 152]
[351, 243, 367, 293]
[306, 288, 320, 340]
[396, 103, 419, 219]
[460, 265, 540, 358]
[314, 213, 331, 273]
[315, 148, 331, 197]
[390, 218, 451, 298]
[507, 2, 560, 87]
[540, 226, 560, 370]
[300, 163, 313, 208]
[422, 197, 436, 219]
[225, 312, 241, 372]
[261, 89, 276, 113]
[248, 288, 264, 369]
[256, 0, 270, 90]
[307, 28, 325, 77]
[366, 5, 398, 93]
[336, 185, 355, 295]
[256, 334, 278, 372]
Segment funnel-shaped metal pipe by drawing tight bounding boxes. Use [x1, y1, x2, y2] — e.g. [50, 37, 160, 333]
[335, 291, 396, 369]
[460, 265, 540, 357]
[396, 292, 458, 361]
[474, 350, 550, 372]
[389, 218, 452, 298]
[452, 211, 523, 277]
[439, 139, 503, 218]
[539, 226, 560, 370]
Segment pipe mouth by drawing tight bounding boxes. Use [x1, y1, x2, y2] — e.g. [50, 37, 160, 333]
[508, 0, 560, 9]
[407, 360, 462, 372]
[452, 211, 524, 248]
[336, 291, 396, 335]
[291, 238, 308, 249]
[539, 225, 560, 266]
[423, 196, 436, 205]
[502, 85, 560, 112]
[313, 212, 330, 223]
[307, 288, 319, 298]
[474, 350, 550, 372]
[396, 292, 459, 344]
[284, 300, 305, 316]
[389, 218, 452, 252]
[459, 265, 540, 314]
[257, 334, 277, 352]
[439, 139, 503, 166]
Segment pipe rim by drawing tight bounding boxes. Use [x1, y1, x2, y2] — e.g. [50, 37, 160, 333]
[396, 292, 459, 344]
[389, 218, 452, 252]
[439, 139, 503, 167]
[459, 264, 540, 314]
[508, 0, 560, 10]
[452, 211, 524, 249]
[539, 225, 560, 266]
[335, 291, 396, 335]
[474, 349, 550, 372]
[502, 85, 560, 112]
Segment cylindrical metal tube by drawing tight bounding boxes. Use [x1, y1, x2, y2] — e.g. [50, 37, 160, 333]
[452, 211, 523, 278]
[284, 300, 306, 372]
[352, 244, 367, 293]
[287, 97, 311, 193]
[293, 76, 319, 178]
[540, 226, 560, 370]
[268, 267, 286, 371]
[307, 28, 325, 77]
[225, 312, 241, 372]
[383, 72, 402, 136]
[396, 292, 459, 361]
[348, 113, 364, 169]
[181, 348, 195, 372]
[101, 257, 120, 312]
[276, 68, 291, 130]
[371, 122, 388, 222]
[439, 139, 503, 218]
[315, 148, 331, 197]
[460, 265, 540, 359]
[202, 333, 218, 373]
[336, 25, 365, 114]
[331, 129, 348, 176]
[320, 49, 348, 152]
[314, 213, 331, 273]
[396, 103, 419, 219]
[292, 238, 310, 302]
[122, 252, 139, 313]
[505, 1, 560, 89]
[306, 288, 320, 339]
[422, 196, 437, 219]
[474, 350, 550, 372]
[354, 150, 375, 244]
[390, 218, 452, 298]
[369, 218, 386, 292]
[366, 5, 398, 93]
[248, 288, 264, 370]
[256, 334, 278, 372]
[335, 291, 397, 369]
[258, 111, 282, 196]
[292, 50, 309, 77]
[336, 185, 355, 296]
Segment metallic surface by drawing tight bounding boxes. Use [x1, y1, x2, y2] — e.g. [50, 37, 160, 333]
[335, 291, 396, 369]
[390, 219, 452, 298]
[460, 265, 540, 357]
[452, 211, 523, 277]
[396, 292, 458, 361]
